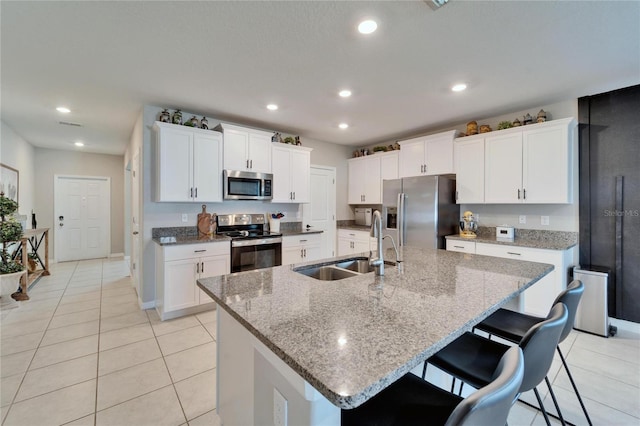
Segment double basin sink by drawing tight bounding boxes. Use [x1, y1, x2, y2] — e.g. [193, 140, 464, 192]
[294, 257, 394, 281]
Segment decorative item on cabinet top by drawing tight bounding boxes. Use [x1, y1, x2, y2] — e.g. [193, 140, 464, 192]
[157, 109, 213, 130]
[272, 133, 302, 146]
[352, 142, 399, 157]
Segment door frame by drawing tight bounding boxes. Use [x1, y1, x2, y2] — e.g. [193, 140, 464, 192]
[54, 174, 111, 262]
[303, 165, 337, 259]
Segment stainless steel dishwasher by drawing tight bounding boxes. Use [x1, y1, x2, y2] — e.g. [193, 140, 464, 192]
[573, 266, 617, 337]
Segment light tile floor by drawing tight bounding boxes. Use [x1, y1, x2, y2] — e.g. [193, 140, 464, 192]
[1, 258, 638, 425]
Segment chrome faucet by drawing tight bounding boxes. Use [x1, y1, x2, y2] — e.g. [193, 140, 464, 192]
[369, 210, 385, 276]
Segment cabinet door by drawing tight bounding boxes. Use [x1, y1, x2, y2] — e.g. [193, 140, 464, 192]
[353, 239, 370, 254]
[337, 237, 353, 256]
[248, 133, 272, 173]
[348, 158, 366, 204]
[425, 134, 454, 175]
[399, 139, 425, 178]
[271, 145, 292, 202]
[282, 245, 304, 265]
[523, 125, 571, 203]
[223, 128, 250, 171]
[484, 132, 523, 203]
[198, 255, 230, 304]
[164, 259, 198, 312]
[303, 244, 322, 263]
[193, 131, 223, 202]
[363, 156, 381, 204]
[157, 126, 193, 202]
[454, 138, 485, 203]
[290, 149, 311, 203]
[380, 152, 399, 181]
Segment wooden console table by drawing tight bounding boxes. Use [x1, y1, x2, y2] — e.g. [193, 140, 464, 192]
[11, 228, 50, 300]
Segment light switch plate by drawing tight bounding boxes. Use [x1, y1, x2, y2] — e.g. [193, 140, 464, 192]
[519, 215, 526, 224]
[181, 214, 188, 222]
[541, 216, 550, 226]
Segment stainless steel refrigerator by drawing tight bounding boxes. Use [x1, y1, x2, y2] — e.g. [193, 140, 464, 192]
[382, 175, 459, 252]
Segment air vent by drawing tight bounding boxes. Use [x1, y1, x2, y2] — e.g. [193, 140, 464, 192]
[59, 121, 83, 127]
[424, 0, 449, 10]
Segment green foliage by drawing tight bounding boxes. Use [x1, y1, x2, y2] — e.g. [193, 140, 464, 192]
[0, 218, 23, 243]
[0, 260, 23, 274]
[497, 121, 514, 130]
[0, 195, 18, 217]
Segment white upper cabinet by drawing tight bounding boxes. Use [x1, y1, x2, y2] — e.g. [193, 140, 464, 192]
[272, 143, 313, 203]
[348, 150, 398, 205]
[153, 121, 223, 203]
[398, 130, 456, 178]
[216, 123, 272, 173]
[454, 136, 485, 203]
[484, 118, 575, 204]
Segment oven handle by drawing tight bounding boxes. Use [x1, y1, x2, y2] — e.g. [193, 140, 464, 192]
[231, 237, 283, 248]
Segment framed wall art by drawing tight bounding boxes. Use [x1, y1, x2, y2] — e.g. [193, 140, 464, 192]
[0, 163, 19, 203]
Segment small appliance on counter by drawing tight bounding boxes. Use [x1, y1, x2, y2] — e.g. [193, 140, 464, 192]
[354, 208, 372, 226]
[459, 210, 478, 239]
[496, 225, 515, 241]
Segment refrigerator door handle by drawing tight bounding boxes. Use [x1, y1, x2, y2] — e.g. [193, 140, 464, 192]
[397, 192, 405, 247]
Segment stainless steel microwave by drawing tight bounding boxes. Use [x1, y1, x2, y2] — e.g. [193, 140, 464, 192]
[223, 170, 273, 200]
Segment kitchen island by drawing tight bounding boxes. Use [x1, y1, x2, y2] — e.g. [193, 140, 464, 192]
[197, 246, 554, 425]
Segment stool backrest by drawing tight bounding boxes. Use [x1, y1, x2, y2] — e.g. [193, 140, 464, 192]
[519, 302, 568, 391]
[552, 280, 584, 342]
[445, 346, 524, 426]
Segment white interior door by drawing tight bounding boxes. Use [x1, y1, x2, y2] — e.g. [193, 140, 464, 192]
[55, 175, 110, 262]
[302, 166, 336, 259]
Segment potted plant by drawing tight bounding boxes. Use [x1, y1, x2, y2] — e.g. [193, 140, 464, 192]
[27, 252, 39, 273]
[0, 192, 24, 307]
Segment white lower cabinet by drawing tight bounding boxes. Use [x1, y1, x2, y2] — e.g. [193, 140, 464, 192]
[156, 241, 230, 320]
[447, 239, 575, 316]
[337, 229, 375, 256]
[282, 234, 322, 265]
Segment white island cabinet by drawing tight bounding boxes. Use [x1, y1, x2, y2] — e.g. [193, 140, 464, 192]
[153, 121, 223, 203]
[337, 229, 376, 256]
[215, 123, 272, 173]
[155, 241, 229, 320]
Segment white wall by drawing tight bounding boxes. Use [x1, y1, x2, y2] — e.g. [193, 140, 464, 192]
[364, 98, 580, 231]
[34, 148, 126, 259]
[1, 121, 35, 218]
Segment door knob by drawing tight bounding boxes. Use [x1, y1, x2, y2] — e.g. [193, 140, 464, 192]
[133, 231, 139, 235]
[59, 216, 64, 221]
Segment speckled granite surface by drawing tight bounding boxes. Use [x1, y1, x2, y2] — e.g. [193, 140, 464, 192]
[151, 227, 230, 246]
[197, 246, 553, 409]
[446, 227, 577, 250]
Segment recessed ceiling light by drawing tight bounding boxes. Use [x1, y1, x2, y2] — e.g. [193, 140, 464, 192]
[74, 142, 84, 147]
[339, 123, 349, 129]
[358, 20, 377, 34]
[266, 104, 278, 111]
[451, 83, 467, 92]
[56, 107, 71, 113]
[339, 90, 352, 98]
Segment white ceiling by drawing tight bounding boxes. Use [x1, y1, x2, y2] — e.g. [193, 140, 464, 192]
[2, 1, 639, 156]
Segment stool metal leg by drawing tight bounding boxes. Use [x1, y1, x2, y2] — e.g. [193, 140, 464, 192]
[545, 376, 567, 426]
[533, 387, 552, 426]
[557, 346, 593, 426]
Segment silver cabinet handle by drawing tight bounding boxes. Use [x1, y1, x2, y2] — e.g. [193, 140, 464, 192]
[523, 189, 526, 199]
[250, 159, 253, 169]
[194, 249, 206, 253]
[303, 248, 307, 257]
[517, 189, 521, 199]
[293, 192, 296, 200]
[507, 252, 521, 256]
[190, 188, 193, 198]
[454, 245, 464, 249]
[195, 187, 198, 198]
[424, 164, 427, 173]
[201, 262, 204, 273]
[246, 159, 249, 169]
[196, 263, 200, 273]
[300, 249, 304, 258]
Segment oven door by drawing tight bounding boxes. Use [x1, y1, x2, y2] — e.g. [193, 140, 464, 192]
[231, 238, 282, 272]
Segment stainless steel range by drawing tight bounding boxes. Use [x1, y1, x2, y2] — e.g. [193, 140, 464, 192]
[217, 214, 282, 272]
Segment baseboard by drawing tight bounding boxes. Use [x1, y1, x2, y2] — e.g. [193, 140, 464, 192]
[109, 252, 125, 258]
[138, 297, 154, 310]
[124, 255, 131, 261]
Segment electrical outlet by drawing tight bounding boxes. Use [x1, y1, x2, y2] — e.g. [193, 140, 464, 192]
[273, 389, 288, 426]
[541, 216, 550, 226]
[519, 215, 526, 224]
[181, 213, 188, 223]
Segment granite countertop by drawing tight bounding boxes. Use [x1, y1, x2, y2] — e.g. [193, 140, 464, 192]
[337, 224, 372, 232]
[197, 246, 553, 409]
[446, 227, 577, 251]
[152, 234, 231, 246]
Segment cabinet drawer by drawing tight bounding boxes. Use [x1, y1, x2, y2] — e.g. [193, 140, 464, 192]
[163, 242, 229, 262]
[337, 229, 370, 242]
[282, 234, 322, 248]
[446, 240, 476, 254]
[475, 243, 562, 264]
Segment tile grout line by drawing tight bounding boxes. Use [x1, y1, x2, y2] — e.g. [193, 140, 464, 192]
[92, 259, 105, 426]
[1, 261, 79, 424]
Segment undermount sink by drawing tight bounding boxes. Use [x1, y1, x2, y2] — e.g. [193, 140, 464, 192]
[293, 257, 395, 281]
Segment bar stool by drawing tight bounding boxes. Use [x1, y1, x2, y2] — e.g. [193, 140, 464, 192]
[341, 346, 524, 426]
[474, 280, 590, 425]
[426, 303, 568, 426]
